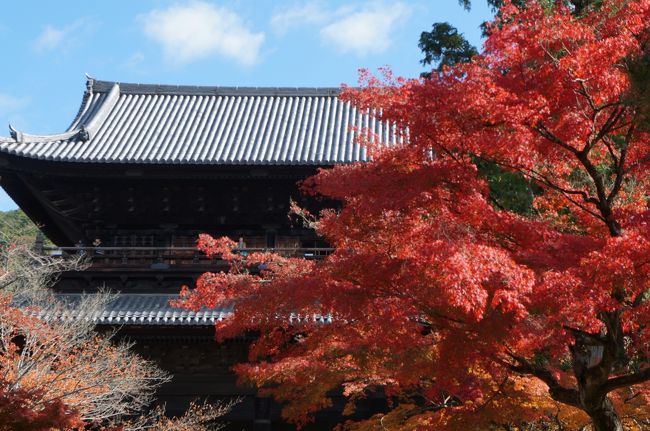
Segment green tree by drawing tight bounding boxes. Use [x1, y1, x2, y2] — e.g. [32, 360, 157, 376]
[0, 210, 41, 244]
[419, 22, 478, 74]
[420, 0, 599, 78]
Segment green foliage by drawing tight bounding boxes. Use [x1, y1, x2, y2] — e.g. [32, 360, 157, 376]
[0, 210, 41, 245]
[457, 0, 529, 12]
[475, 159, 539, 215]
[626, 50, 650, 132]
[457, 0, 472, 10]
[487, 0, 530, 11]
[419, 22, 479, 76]
[461, 0, 599, 15]
[421, 1, 527, 76]
[420, 1, 530, 76]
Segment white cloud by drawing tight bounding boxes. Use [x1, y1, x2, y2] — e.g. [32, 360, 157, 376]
[320, 3, 411, 56]
[35, 25, 65, 50]
[0, 93, 29, 133]
[125, 52, 145, 69]
[34, 18, 95, 52]
[140, 1, 265, 66]
[0, 94, 29, 117]
[270, 2, 329, 35]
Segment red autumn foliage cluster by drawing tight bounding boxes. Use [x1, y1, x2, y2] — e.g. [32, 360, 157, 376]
[178, 1, 650, 430]
[0, 244, 168, 431]
[0, 296, 83, 430]
[0, 382, 81, 431]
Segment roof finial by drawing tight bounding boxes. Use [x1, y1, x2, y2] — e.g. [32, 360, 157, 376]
[77, 125, 90, 142]
[85, 73, 95, 94]
[8, 123, 22, 142]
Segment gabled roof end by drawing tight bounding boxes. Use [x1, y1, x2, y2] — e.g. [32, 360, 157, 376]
[4, 77, 115, 144]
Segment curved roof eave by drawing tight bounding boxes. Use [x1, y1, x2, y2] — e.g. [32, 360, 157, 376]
[2, 79, 120, 145]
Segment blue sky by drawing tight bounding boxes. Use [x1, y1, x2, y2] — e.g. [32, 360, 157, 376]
[0, 0, 493, 211]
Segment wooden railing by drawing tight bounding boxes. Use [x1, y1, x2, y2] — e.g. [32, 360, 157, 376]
[43, 246, 334, 269]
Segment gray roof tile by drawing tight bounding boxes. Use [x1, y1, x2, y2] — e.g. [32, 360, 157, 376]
[29, 293, 231, 326]
[18, 293, 331, 326]
[0, 78, 400, 165]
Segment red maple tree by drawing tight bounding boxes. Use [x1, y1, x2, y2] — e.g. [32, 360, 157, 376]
[179, 2, 650, 430]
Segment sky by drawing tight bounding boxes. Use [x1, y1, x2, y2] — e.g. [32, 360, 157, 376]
[0, 0, 493, 211]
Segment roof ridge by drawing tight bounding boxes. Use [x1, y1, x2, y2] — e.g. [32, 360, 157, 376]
[91, 79, 344, 97]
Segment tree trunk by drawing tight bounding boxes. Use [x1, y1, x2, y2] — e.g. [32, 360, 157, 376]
[568, 311, 627, 431]
[588, 397, 623, 431]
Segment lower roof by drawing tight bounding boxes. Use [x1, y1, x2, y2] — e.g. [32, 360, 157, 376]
[29, 293, 231, 326]
[20, 293, 332, 327]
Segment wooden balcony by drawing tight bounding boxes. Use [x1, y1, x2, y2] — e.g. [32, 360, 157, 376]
[44, 246, 334, 271]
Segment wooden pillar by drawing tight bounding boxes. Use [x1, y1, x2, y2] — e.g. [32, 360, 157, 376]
[253, 396, 271, 431]
[265, 230, 276, 249]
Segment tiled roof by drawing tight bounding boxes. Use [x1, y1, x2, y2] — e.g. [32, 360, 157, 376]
[0, 78, 400, 165]
[20, 293, 331, 326]
[30, 293, 231, 326]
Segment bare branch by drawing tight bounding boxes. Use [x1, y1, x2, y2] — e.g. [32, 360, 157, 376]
[534, 123, 579, 155]
[123, 398, 242, 431]
[0, 240, 170, 425]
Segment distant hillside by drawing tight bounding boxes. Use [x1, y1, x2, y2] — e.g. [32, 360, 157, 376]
[0, 209, 42, 243]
